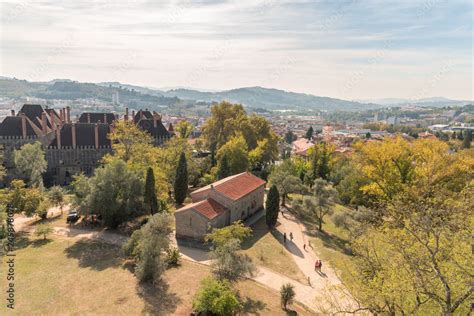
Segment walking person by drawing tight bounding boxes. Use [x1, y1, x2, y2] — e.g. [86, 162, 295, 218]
[303, 243, 306, 251]
[314, 260, 318, 271]
[283, 232, 287, 243]
[289, 232, 293, 242]
[319, 260, 323, 272]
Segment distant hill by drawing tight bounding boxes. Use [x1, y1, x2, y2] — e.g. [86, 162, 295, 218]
[164, 86, 380, 111]
[357, 97, 473, 107]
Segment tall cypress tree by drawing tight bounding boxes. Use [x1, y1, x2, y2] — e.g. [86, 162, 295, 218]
[265, 185, 280, 228]
[174, 152, 188, 205]
[144, 167, 158, 214]
[305, 126, 314, 140]
[462, 130, 472, 149]
[217, 153, 231, 179]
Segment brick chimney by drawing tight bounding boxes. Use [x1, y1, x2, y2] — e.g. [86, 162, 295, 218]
[109, 124, 113, 147]
[94, 123, 99, 149]
[11, 109, 15, 116]
[66, 106, 71, 123]
[125, 107, 129, 121]
[153, 111, 157, 128]
[41, 112, 48, 135]
[87, 113, 91, 123]
[132, 110, 136, 121]
[20, 113, 27, 138]
[71, 123, 76, 148]
[56, 128, 61, 148]
[60, 108, 64, 122]
[103, 113, 107, 124]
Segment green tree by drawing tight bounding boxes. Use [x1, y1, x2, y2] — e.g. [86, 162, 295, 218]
[107, 120, 154, 162]
[293, 179, 337, 231]
[284, 130, 295, 144]
[35, 223, 53, 240]
[205, 221, 251, 248]
[216, 153, 231, 180]
[268, 168, 303, 206]
[8, 179, 44, 217]
[365, 132, 371, 139]
[265, 185, 280, 228]
[123, 212, 173, 283]
[280, 283, 296, 311]
[305, 126, 314, 140]
[175, 120, 194, 139]
[216, 136, 249, 175]
[13, 142, 47, 188]
[308, 143, 334, 181]
[462, 130, 471, 148]
[193, 277, 242, 315]
[48, 186, 66, 214]
[81, 159, 144, 228]
[174, 152, 188, 205]
[144, 167, 159, 214]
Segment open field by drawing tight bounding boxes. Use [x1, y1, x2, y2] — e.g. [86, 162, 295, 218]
[241, 217, 308, 285]
[0, 233, 311, 315]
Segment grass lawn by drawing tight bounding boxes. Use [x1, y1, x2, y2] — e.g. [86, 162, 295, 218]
[241, 217, 308, 285]
[1, 233, 310, 315]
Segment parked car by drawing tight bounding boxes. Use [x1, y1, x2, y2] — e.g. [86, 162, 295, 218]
[66, 210, 80, 224]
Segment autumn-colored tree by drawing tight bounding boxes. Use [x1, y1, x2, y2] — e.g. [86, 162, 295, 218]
[216, 136, 249, 175]
[175, 120, 194, 139]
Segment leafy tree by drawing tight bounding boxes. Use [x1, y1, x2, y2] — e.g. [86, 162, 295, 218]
[174, 152, 188, 205]
[280, 283, 296, 311]
[107, 120, 154, 162]
[80, 158, 144, 228]
[8, 180, 44, 217]
[284, 130, 296, 144]
[13, 142, 47, 188]
[308, 143, 334, 181]
[144, 167, 159, 214]
[205, 221, 251, 248]
[193, 277, 242, 315]
[462, 130, 471, 148]
[35, 223, 53, 240]
[216, 153, 231, 180]
[175, 120, 194, 139]
[206, 222, 255, 281]
[216, 136, 249, 175]
[265, 185, 279, 228]
[0, 150, 5, 181]
[365, 132, 371, 139]
[293, 179, 337, 231]
[123, 213, 173, 283]
[268, 167, 303, 206]
[48, 186, 66, 214]
[305, 126, 314, 140]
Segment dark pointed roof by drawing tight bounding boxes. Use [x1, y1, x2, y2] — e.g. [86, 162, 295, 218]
[133, 110, 153, 123]
[0, 116, 37, 137]
[78, 112, 117, 124]
[137, 119, 170, 138]
[48, 123, 111, 148]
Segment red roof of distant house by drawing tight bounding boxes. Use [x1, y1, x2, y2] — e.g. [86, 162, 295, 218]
[177, 198, 228, 220]
[193, 172, 266, 201]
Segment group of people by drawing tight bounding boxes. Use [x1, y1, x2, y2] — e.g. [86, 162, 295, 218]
[315, 259, 323, 273]
[282, 232, 293, 243]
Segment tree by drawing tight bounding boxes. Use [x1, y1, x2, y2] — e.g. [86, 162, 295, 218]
[174, 152, 188, 205]
[268, 167, 303, 206]
[462, 130, 471, 148]
[308, 143, 334, 181]
[107, 120, 154, 162]
[280, 283, 296, 311]
[13, 142, 47, 188]
[216, 136, 249, 175]
[144, 167, 159, 214]
[216, 153, 231, 180]
[123, 213, 173, 283]
[193, 277, 242, 315]
[80, 158, 144, 228]
[48, 186, 65, 214]
[206, 222, 255, 281]
[284, 130, 295, 144]
[8, 179, 44, 217]
[265, 185, 279, 228]
[35, 223, 53, 240]
[175, 120, 194, 139]
[365, 132, 371, 139]
[305, 126, 314, 140]
[293, 179, 337, 231]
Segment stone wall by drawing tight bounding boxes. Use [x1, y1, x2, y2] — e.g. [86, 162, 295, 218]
[175, 208, 228, 240]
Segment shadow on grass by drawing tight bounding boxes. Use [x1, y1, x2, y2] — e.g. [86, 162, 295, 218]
[14, 233, 34, 250]
[241, 217, 281, 251]
[307, 230, 352, 256]
[64, 239, 123, 271]
[31, 238, 52, 248]
[242, 297, 266, 314]
[137, 280, 180, 315]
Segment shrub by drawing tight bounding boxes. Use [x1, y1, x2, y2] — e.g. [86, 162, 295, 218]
[193, 277, 241, 315]
[35, 223, 53, 240]
[166, 247, 181, 267]
[280, 283, 296, 310]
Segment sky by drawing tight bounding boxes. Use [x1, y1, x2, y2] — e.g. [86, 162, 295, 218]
[0, 0, 472, 100]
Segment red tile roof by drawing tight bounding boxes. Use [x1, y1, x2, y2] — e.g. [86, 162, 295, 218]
[177, 198, 228, 220]
[193, 172, 266, 201]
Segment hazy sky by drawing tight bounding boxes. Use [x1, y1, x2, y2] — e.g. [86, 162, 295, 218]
[1, 0, 472, 100]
